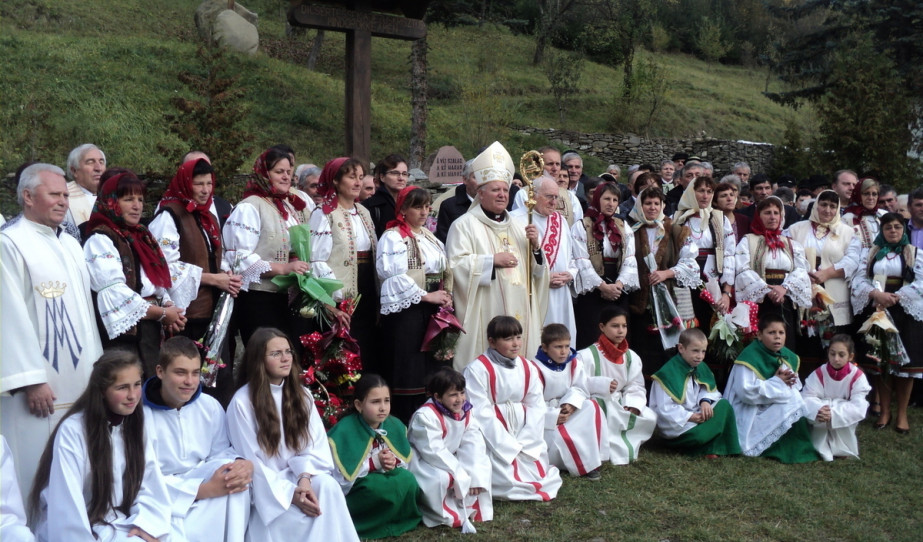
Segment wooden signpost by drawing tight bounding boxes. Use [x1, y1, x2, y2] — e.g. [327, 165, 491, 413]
[287, 1, 428, 163]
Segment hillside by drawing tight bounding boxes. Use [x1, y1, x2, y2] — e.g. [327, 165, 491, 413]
[0, 1, 813, 190]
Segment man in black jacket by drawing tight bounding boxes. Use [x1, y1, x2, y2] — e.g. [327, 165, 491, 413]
[436, 159, 520, 243]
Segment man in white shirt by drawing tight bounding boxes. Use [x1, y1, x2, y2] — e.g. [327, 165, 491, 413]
[63, 143, 106, 238]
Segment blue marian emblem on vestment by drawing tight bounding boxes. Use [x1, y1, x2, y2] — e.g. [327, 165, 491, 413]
[36, 281, 82, 372]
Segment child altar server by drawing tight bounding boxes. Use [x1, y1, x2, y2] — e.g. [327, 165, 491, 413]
[533, 324, 608, 479]
[577, 306, 657, 465]
[802, 334, 871, 461]
[650, 328, 741, 457]
[724, 314, 820, 463]
[408, 368, 492, 531]
[142, 336, 251, 541]
[463, 316, 562, 501]
[1, 435, 35, 542]
[327, 374, 421, 539]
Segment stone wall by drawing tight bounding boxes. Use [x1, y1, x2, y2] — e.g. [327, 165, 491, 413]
[519, 127, 775, 176]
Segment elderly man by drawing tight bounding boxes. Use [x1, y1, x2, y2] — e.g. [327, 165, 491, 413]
[1, 163, 103, 492]
[513, 147, 583, 227]
[562, 151, 589, 209]
[664, 161, 704, 217]
[512, 174, 578, 344]
[659, 160, 675, 191]
[732, 162, 751, 185]
[295, 163, 322, 209]
[62, 143, 106, 238]
[446, 142, 549, 370]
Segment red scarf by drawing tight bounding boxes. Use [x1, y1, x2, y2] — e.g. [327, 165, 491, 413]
[384, 185, 418, 238]
[842, 177, 879, 226]
[584, 182, 622, 247]
[749, 210, 785, 251]
[86, 173, 172, 289]
[160, 159, 222, 251]
[825, 362, 853, 382]
[597, 333, 628, 364]
[242, 149, 306, 220]
[317, 157, 350, 215]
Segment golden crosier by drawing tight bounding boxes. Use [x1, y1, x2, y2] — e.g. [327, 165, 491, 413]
[518, 150, 545, 301]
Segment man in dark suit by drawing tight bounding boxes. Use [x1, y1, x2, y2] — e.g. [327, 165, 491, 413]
[436, 160, 520, 243]
[737, 173, 803, 226]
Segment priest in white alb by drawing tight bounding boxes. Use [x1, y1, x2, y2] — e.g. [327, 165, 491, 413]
[512, 174, 578, 344]
[446, 142, 549, 370]
[1, 163, 103, 492]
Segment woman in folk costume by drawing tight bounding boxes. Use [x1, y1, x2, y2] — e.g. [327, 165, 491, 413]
[445, 142, 549, 371]
[309, 157, 381, 372]
[841, 177, 886, 270]
[84, 169, 188, 376]
[408, 368, 492, 531]
[226, 328, 358, 542]
[734, 197, 812, 351]
[149, 158, 242, 405]
[626, 186, 701, 376]
[532, 324, 609, 478]
[223, 148, 311, 345]
[327, 374, 421, 539]
[463, 316, 562, 501]
[851, 213, 923, 434]
[571, 181, 639, 349]
[376, 186, 453, 422]
[785, 190, 855, 364]
[802, 334, 871, 460]
[30, 351, 172, 542]
[671, 176, 736, 336]
[577, 306, 657, 465]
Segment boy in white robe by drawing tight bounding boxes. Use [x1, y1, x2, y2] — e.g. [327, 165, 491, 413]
[142, 337, 251, 541]
[463, 316, 562, 501]
[802, 335, 871, 461]
[533, 324, 608, 479]
[408, 368, 492, 531]
[577, 306, 657, 465]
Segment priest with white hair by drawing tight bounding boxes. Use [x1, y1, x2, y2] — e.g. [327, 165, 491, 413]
[446, 142, 550, 370]
[512, 174, 578, 345]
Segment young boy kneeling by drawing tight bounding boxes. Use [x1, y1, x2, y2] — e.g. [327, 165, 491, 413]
[650, 328, 741, 457]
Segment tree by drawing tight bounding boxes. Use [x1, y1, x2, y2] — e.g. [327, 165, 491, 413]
[694, 16, 730, 70]
[409, 36, 428, 168]
[532, 0, 579, 65]
[543, 50, 584, 126]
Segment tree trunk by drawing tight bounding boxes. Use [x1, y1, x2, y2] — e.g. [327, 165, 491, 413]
[409, 36, 428, 169]
[306, 30, 325, 71]
[621, 46, 635, 99]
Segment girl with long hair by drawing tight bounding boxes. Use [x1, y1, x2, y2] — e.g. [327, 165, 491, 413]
[226, 328, 358, 542]
[29, 351, 171, 541]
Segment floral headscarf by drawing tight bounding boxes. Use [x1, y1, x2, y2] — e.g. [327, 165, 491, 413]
[316, 157, 350, 215]
[673, 178, 713, 226]
[807, 189, 841, 238]
[385, 185, 420, 238]
[585, 182, 622, 247]
[629, 187, 665, 243]
[160, 158, 221, 250]
[842, 177, 879, 225]
[750, 197, 786, 251]
[242, 149, 306, 220]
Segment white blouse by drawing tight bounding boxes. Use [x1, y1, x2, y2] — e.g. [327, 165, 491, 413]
[734, 235, 812, 309]
[851, 249, 923, 321]
[376, 229, 447, 314]
[223, 201, 301, 290]
[308, 207, 372, 301]
[640, 227, 701, 289]
[680, 215, 736, 285]
[570, 220, 640, 294]
[147, 211, 219, 309]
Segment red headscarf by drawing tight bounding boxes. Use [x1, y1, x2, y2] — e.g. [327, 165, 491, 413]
[842, 177, 879, 225]
[384, 185, 419, 238]
[160, 159, 221, 251]
[242, 149, 306, 220]
[749, 199, 786, 251]
[584, 182, 622, 247]
[316, 157, 350, 214]
[86, 172, 172, 289]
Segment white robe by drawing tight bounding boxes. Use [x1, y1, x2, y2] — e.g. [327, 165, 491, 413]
[446, 207, 549, 370]
[533, 359, 608, 475]
[35, 413, 173, 542]
[143, 389, 249, 542]
[463, 354, 562, 501]
[577, 345, 656, 465]
[802, 364, 871, 461]
[226, 383, 359, 542]
[724, 361, 808, 457]
[650, 377, 723, 439]
[511, 209, 578, 344]
[1, 219, 102, 494]
[1, 436, 34, 542]
[408, 401, 493, 528]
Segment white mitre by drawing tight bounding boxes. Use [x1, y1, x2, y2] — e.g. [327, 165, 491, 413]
[471, 141, 514, 187]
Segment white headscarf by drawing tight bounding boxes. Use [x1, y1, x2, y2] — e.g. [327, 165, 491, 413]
[629, 187, 666, 243]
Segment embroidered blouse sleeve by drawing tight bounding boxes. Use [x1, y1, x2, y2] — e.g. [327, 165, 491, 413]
[308, 208, 343, 301]
[838, 235, 865, 280]
[782, 240, 813, 308]
[570, 221, 602, 294]
[148, 211, 202, 310]
[734, 236, 771, 303]
[671, 239, 702, 289]
[376, 230, 426, 315]
[222, 202, 271, 291]
[897, 251, 923, 322]
[618, 223, 640, 292]
[720, 215, 737, 285]
[849, 251, 876, 315]
[84, 233, 150, 340]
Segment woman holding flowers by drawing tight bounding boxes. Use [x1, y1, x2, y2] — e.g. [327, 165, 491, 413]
[376, 186, 454, 422]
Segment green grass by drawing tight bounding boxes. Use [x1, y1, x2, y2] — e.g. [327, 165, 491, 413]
[390, 409, 923, 542]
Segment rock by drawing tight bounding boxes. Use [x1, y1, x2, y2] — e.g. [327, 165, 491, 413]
[195, 0, 259, 43]
[213, 10, 259, 55]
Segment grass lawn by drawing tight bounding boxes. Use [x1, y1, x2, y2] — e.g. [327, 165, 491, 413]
[389, 408, 923, 542]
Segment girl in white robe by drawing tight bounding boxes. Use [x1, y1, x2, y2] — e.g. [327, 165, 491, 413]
[577, 306, 657, 465]
[30, 351, 172, 542]
[226, 328, 358, 542]
[463, 316, 562, 501]
[802, 335, 871, 461]
[408, 368, 492, 530]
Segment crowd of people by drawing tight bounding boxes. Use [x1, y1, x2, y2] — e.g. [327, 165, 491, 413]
[1, 140, 921, 541]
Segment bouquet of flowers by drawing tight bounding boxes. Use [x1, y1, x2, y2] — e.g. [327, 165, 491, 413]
[800, 285, 836, 344]
[858, 307, 910, 380]
[271, 224, 343, 326]
[198, 254, 240, 387]
[644, 254, 684, 349]
[708, 301, 759, 365]
[421, 305, 465, 362]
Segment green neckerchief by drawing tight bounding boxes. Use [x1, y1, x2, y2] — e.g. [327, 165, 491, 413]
[872, 230, 910, 262]
[734, 339, 800, 380]
[327, 412, 413, 481]
[651, 353, 717, 404]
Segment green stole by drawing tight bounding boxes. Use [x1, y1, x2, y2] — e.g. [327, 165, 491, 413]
[327, 413, 413, 482]
[734, 340, 800, 380]
[651, 353, 717, 404]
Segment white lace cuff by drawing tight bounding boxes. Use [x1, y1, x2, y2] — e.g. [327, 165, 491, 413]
[239, 260, 271, 292]
[736, 270, 770, 303]
[379, 275, 427, 315]
[97, 285, 151, 340]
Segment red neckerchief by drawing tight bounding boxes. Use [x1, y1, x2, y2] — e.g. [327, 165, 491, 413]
[825, 362, 852, 382]
[842, 186, 878, 226]
[749, 211, 785, 251]
[384, 185, 418, 238]
[585, 182, 622, 247]
[160, 158, 222, 251]
[597, 333, 628, 364]
[243, 149, 307, 220]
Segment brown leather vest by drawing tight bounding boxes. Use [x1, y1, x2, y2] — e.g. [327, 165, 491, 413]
[159, 202, 222, 319]
[628, 218, 684, 315]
